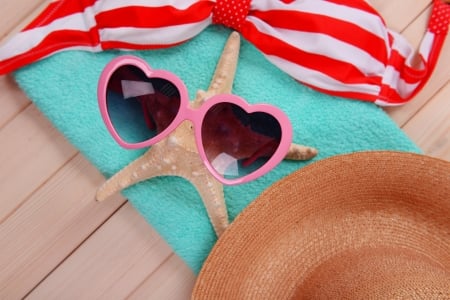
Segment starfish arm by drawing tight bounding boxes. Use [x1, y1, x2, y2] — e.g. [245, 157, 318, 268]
[184, 170, 228, 237]
[96, 132, 198, 202]
[146, 142, 229, 237]
[285, 143, 318, 161]
[192, 31, 240, 108]
[96, 145, 169, 202]
[97, 138, 229, 236]
[208, 31, 240, 95]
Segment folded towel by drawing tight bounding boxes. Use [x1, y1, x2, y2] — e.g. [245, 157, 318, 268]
[14, 27, 420, 273]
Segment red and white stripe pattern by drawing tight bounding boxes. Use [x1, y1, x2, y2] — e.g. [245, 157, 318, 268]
[0, 0, 448, 106]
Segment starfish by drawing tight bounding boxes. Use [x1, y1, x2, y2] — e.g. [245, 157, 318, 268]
[96, 32, 317, 236]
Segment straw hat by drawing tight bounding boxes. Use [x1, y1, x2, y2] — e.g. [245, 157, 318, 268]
[192, 151, 450, 299]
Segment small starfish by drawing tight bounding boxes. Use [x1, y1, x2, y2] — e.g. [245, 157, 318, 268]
[96, 32, 317, 236]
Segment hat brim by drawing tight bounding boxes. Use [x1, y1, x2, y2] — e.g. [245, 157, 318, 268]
[192, 151, 450, 299]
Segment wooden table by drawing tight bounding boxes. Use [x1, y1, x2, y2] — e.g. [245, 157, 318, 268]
[1, 1, 449, 298]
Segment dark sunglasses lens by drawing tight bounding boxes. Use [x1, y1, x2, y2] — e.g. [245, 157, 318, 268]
[202, 103, 282, 180]
[106, 65, 181, 144]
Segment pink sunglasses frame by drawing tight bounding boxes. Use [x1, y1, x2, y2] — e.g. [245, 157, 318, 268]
[98, 55, 293, 185]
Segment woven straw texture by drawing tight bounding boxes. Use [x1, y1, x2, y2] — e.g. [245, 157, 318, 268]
[192, 151, 450, 299]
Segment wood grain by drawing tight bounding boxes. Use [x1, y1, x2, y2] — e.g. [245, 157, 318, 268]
[403, 81, 450, 159]
[0, 105, 77, 222]
[0, 1, 448, 299]
[369, 0, 430, 31]
[0, 154, 124, 298]
[0, 0, 52, 42]
[26, 203, 176, 299]
[0, 76, 30, 128]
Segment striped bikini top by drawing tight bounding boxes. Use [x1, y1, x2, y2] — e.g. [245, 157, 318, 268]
[0, 0, 449, 106]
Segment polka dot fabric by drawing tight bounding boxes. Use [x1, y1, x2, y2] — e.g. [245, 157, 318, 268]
[429, 0, 450, 34]
[212, 0, 251, 31]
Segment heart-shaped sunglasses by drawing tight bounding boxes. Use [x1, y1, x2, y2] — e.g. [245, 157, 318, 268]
[98, 55, 293, 185]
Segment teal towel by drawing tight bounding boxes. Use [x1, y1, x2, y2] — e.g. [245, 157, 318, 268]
[14, 27, 420, 273]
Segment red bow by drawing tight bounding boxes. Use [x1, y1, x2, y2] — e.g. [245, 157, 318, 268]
[0, 0, 449, 106]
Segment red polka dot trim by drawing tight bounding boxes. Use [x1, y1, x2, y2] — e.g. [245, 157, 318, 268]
[212, 0, 252, 31]
[429, 0, 450, 34]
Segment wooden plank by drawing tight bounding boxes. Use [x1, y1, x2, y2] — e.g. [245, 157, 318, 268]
[0, 75, 30, 128]
[0, 105, 78, 222]
[369, 0, 429, 32]
[403, 81, 450, 160]
[0, 154, 125, 299]
[385, 5, 450, 127]
[26, 203, 177, 300]
[128, 254, 196, 300]
[0, 0, 51, 42]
